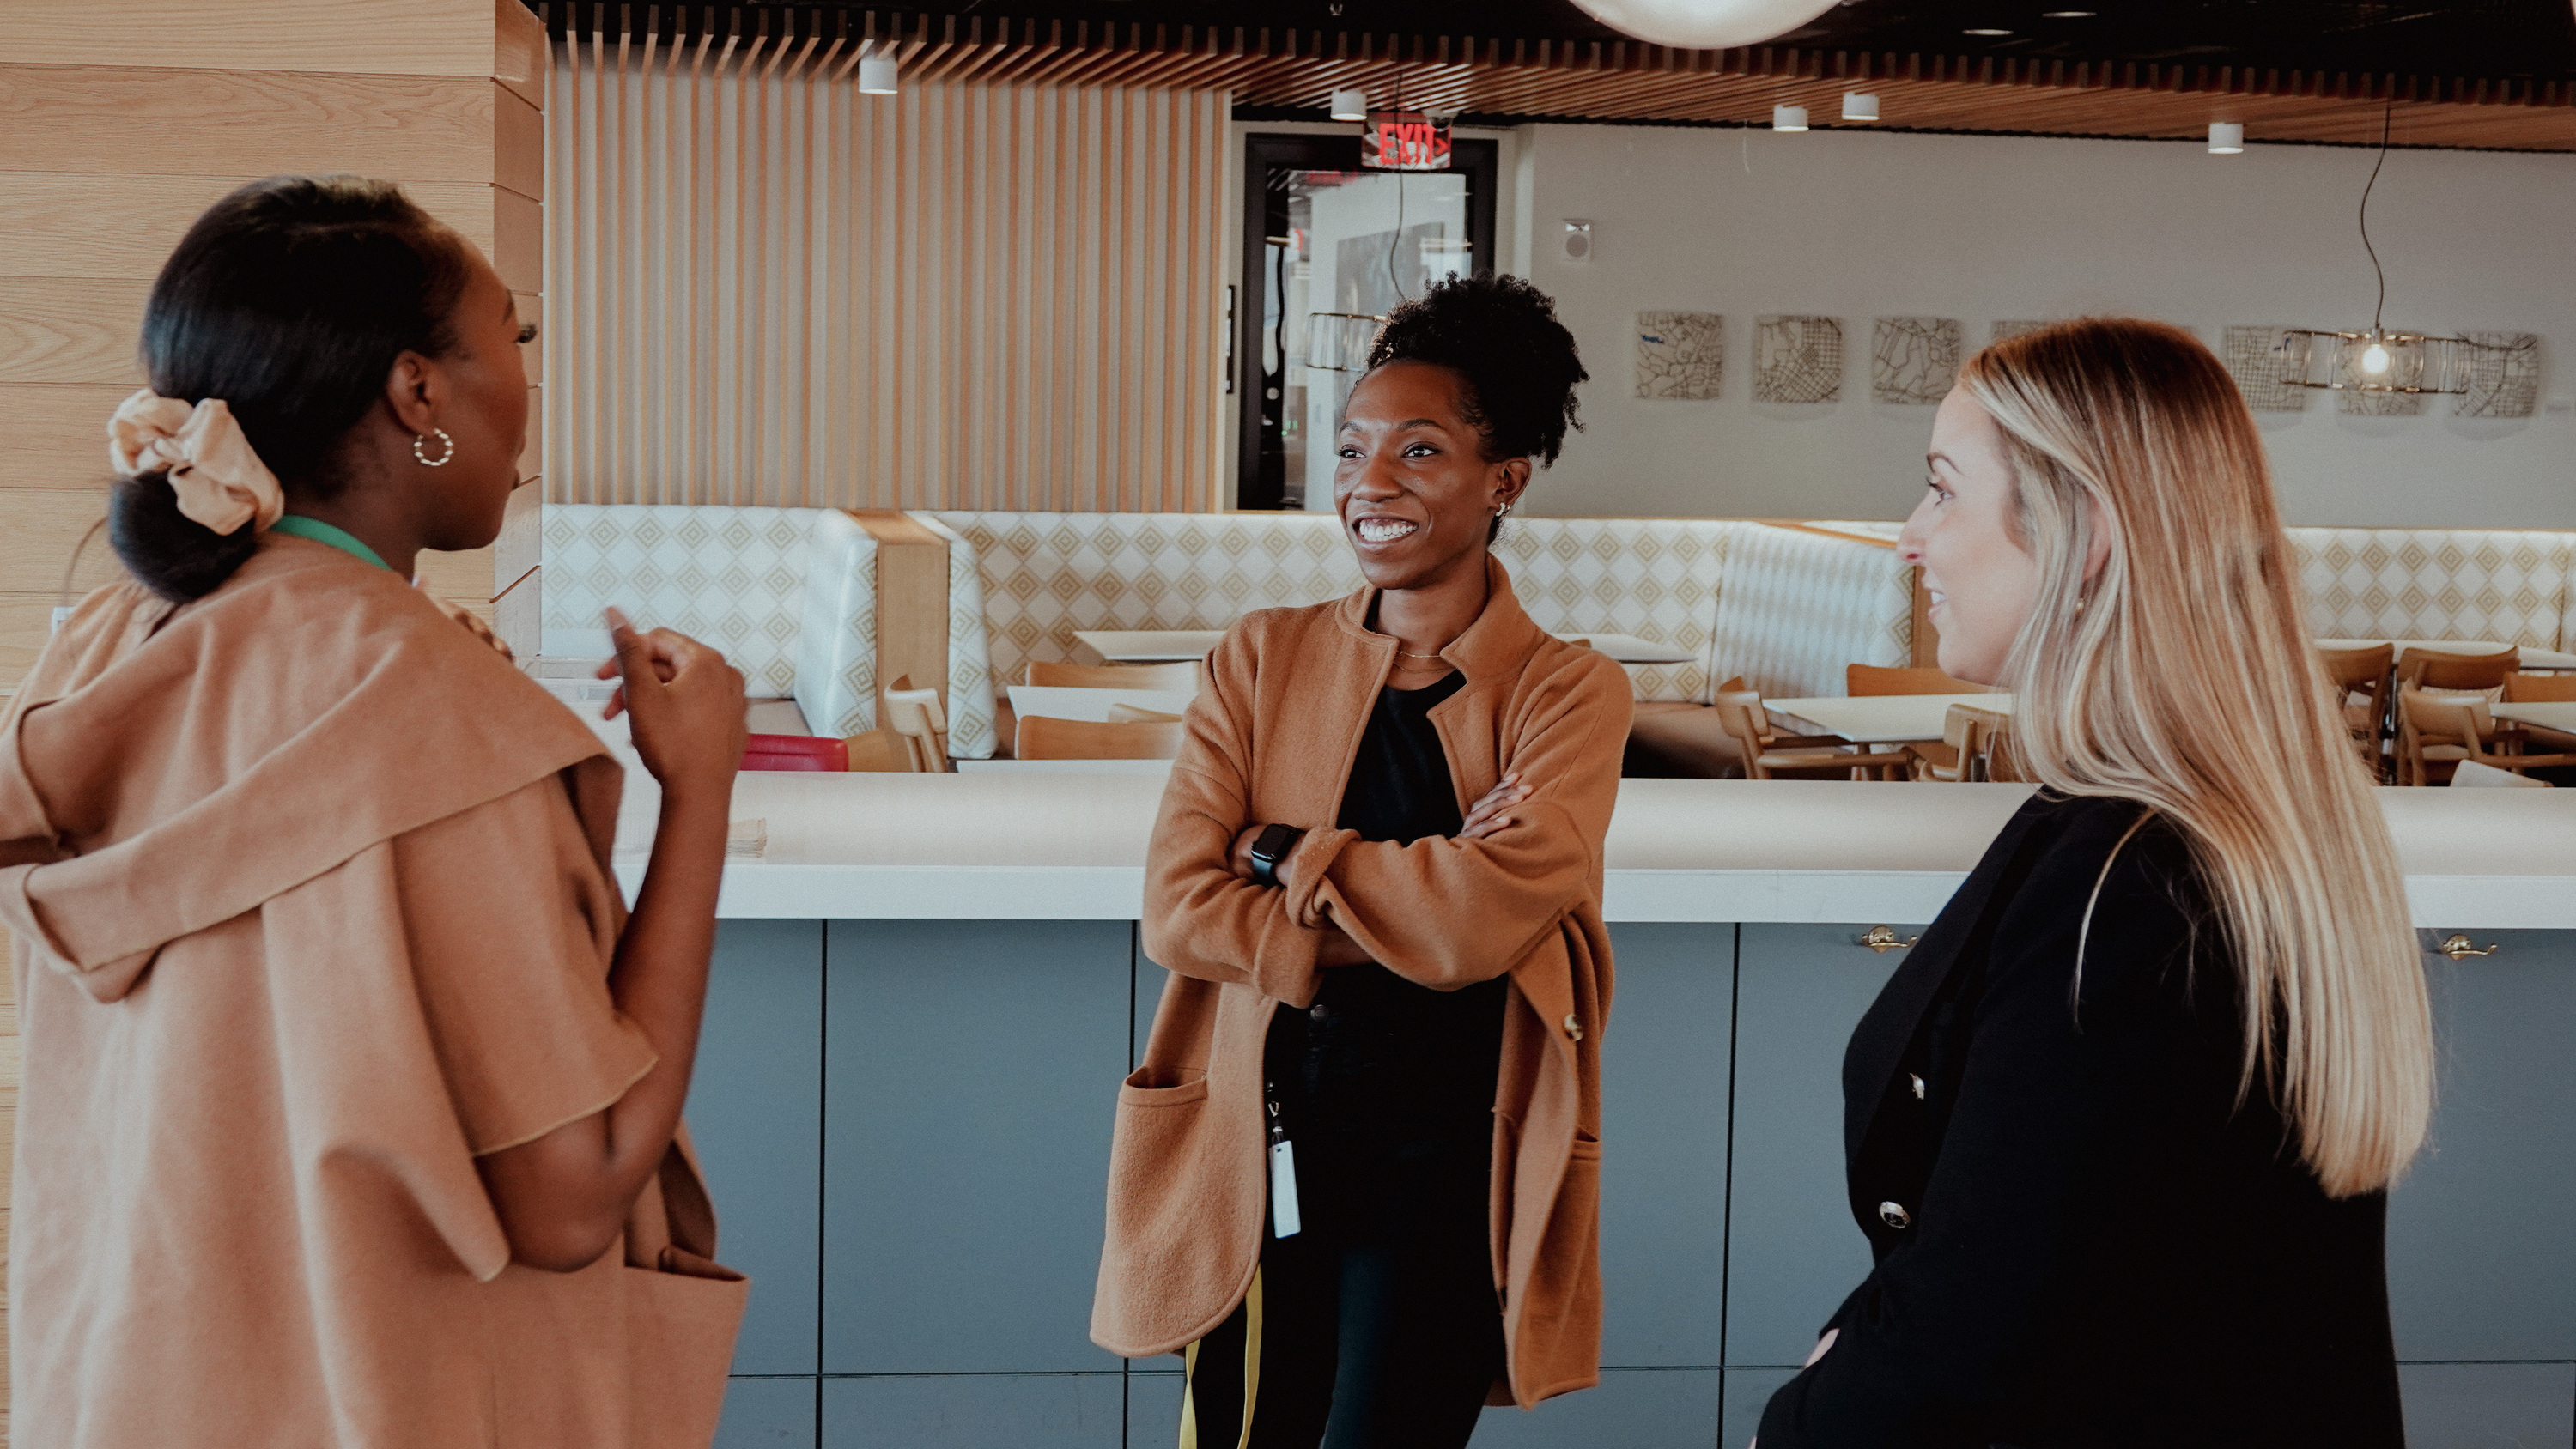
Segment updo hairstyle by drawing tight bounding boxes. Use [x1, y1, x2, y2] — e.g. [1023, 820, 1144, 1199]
[115, 175, 469, 602]
[1365, 274, 1589, 538]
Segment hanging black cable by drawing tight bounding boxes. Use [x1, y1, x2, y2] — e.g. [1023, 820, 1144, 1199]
[2359, 98, 2393, 337]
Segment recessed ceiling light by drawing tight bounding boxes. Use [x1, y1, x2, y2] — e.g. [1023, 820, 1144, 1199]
[2041, 9, 2096, 16]
[1964, 27, 2014, 36]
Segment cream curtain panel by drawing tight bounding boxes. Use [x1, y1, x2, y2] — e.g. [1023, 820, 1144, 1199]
[545, 37, 1230, 511]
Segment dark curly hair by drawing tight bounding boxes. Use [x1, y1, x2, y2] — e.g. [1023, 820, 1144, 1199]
[1365, 273, 1588, 480]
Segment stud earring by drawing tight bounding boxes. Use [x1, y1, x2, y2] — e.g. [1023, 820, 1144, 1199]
[413, 427, 456, 468]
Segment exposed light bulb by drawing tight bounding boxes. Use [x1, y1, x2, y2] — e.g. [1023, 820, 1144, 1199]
[2361, 341, 2392, 375]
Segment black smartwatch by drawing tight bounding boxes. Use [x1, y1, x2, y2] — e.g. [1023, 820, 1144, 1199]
[1248, 824, 1306, 888]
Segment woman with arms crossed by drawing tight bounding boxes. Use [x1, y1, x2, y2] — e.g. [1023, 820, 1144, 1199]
[1760, 319, 2431, 1447]
[6, 177, 748, 1448]
[1091, 276, 1629, 1446]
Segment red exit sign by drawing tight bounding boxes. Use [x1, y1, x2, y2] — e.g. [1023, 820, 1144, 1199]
[1362, 110, 1451, 171]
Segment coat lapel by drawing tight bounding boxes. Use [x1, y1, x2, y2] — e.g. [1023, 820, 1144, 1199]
[1839, 796, 2052, 1167]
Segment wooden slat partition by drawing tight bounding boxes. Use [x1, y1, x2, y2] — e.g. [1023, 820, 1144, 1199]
[848, 510, 952, 719]
[0, 0, 549, 676]
[544, 22, 1231, 511]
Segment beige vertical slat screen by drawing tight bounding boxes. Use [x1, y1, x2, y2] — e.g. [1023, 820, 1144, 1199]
[546, 27, 1230, 512]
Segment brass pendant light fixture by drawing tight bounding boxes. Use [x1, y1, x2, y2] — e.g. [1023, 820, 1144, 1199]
[2275, 102, 2484, 400]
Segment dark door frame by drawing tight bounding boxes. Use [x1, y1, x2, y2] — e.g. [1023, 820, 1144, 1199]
[1234, 130, 1500, 512]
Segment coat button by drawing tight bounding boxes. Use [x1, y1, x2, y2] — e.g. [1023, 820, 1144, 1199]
[1908, 1073, 1925, 1100]
[1563, 1013, 1583, 1042]
[1878, 1201, 1912, 1230]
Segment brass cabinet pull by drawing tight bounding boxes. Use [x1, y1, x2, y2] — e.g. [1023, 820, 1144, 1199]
[2433, 934, 2501, 961]
[1859, 925, 1919, 954]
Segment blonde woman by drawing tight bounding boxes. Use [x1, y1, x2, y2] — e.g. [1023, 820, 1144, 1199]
[1759, 319, 2430, 1448]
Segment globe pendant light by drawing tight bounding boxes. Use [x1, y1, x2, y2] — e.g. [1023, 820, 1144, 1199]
[1569, 0, 1841, 50]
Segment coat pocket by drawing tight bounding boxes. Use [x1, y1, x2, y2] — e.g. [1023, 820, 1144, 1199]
[624, 1250, 749, 1449]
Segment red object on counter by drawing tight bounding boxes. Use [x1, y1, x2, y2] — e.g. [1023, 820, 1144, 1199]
[740, 733, 848, 772]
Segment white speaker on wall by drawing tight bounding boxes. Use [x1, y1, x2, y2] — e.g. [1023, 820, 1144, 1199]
[1562, 219, 1595, 264]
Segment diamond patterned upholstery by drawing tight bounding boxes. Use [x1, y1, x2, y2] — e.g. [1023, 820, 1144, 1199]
[1494, 518, 1746, 704]
[541, 505, 867, 708]
[910, 512, 1002, 761]
[1710, 524, 1917, 698]
[2287, 528, 2576, 651]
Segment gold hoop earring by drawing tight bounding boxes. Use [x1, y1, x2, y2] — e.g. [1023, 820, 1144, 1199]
[412, 427, 456, 468]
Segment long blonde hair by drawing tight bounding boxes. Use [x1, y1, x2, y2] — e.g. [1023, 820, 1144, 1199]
[1963, 318, 2430, 1198]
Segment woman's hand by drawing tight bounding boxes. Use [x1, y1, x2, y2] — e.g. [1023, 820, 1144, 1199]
[1458, 773, 1528, 840]
[595, 607, 744, 801]
[1229, 824, 1264, 882]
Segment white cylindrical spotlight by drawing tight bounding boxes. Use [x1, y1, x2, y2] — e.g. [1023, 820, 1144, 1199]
[1773, 104, 1810, 132]
[1330, 88, 1369, 122]
[2208, 121, 2245, 154]
[858, 50, 899, 95]
[1841, 92, 1880, 122]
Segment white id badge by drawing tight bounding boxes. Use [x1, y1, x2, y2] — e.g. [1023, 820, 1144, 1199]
[1269, 1138, 1303, 1239]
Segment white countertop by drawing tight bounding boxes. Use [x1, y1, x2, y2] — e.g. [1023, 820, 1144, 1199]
[605, 772, 2576, 927]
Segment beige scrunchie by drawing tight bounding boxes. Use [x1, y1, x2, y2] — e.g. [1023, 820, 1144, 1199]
[106, 388, 285, 537]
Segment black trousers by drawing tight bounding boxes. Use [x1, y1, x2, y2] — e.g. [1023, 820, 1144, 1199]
[1179, 1136, 1504, 1449]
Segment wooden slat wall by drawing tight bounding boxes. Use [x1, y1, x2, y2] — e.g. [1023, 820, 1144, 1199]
[0, 0, 548, 683]
[545, 26, 1230, 511]
[0, 5, 546, 1434]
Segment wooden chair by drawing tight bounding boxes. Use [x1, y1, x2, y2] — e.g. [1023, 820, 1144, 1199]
[1711, 689, 1911, 780]
[2399, 686, 2576, 785]
[1953, 703, 2020, 782]
[1622, 678, 1752, 779]
[1846, 664, 1989, 696]
[2391, 649, 2518, 780]
[882, 674, 952, 773]
[1909, 704, 1986, 782]
[1105, 703, 1183, 724]
[1025, 659, 1202, 692]
[2503, 672, 2576, 703]
[1015, 714, 1186, 761]
[2318, 643, 2394, 773]
[841, 729, 917, 772]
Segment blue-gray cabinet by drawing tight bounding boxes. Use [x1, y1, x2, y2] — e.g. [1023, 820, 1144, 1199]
[684, 917, 2576, 1446]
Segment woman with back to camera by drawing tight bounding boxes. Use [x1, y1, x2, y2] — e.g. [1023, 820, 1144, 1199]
[1759, 318, 2432, 1448]
[1091, 275, 1630, 1446]
[4, 176, 749, 1447]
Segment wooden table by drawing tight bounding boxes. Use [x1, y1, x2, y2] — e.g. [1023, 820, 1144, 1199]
[2494, 702, 2576, 735]
[1075, 627, 1695, 664]
[1764, 693, 2009, 745]
[2318, 638, 2576, 671]
[1005, 684, 1196, 724]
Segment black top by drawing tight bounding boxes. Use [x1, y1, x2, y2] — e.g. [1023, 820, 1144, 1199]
[1761, 792, 2404, 1449]
[1266, 669, 1508, 1239]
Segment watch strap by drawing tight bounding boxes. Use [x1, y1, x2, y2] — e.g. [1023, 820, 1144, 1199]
[1249, 823, 1304, 888]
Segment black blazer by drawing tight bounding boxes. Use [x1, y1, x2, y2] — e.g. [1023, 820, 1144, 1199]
[1759, 792, 2404, 1449]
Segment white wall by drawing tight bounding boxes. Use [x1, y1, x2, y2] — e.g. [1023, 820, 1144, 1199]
[1514, 123, 2576, 529]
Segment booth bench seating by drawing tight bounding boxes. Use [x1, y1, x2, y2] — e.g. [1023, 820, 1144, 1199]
[534, 504, 2576, 765]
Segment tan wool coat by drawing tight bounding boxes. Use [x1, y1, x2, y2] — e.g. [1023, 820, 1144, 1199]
[0, 535, 744, 1449]
[1090, 556, 1631, 1409]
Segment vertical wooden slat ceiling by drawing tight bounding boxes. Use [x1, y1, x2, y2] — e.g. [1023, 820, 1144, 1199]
[545, 8, 1230, 511]
[538, 6, 2576, 151]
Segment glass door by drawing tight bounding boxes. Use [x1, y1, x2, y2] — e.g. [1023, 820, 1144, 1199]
[1236, 133, 1498, 511]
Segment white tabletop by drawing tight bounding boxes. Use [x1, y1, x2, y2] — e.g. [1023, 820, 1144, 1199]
[956, 758, 1177, 776]
[1005, 684, 1197, 723]
[2318, 639, 2576, 671]
[1074, 627, 1693, 665]
[2494, 702, 2576, 733]
[1766, 693, 2010, 744]
[1074, 629, 1227, 663]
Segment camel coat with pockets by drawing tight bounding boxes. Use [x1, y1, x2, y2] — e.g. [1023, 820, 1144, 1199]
[0, 535, 744, 1449]
[1090, 555, 1631, 1409]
